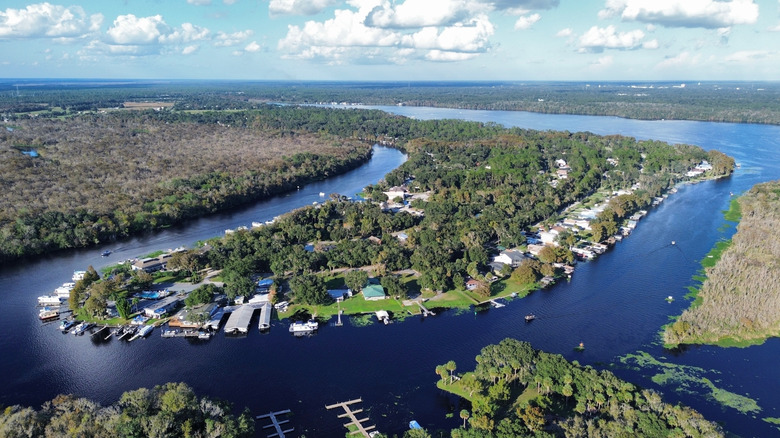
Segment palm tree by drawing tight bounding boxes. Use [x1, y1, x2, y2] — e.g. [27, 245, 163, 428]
[460, 409, 470, 428]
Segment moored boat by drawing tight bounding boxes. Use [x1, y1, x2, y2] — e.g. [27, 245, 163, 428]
[38, 295, 65, 305]
[197, 331, 211, 340]
[39, 307, 59, 320]
[289, 320, 318, 333]
[525, 314, 536, 322]
[138, 325, 154, 338]
[59, 319, 76, 331]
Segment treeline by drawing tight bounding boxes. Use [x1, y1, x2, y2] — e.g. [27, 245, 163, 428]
[435, 338, 722, 437]
[665, 180, 780, 347]
[0, 382, 254, 437]
[0, 109, 371, 261]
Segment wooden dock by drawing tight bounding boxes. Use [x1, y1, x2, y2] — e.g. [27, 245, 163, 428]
[416, 301, 436, 317]
[325, 398, 375, 437]
[489, 299, 505, 308]
[256, 409, 293, 438]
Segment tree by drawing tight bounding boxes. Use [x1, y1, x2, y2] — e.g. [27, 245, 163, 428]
[185, 284, 218, 307]
[344, 269, 368, 292]
[445, 360, 457, 384]
[380, 275, 406, 299]
[460, 409, 470, 428]
[511, 260, 539, 285]
[518, 405, 545, 432]
[289, 274, 331, 305]
[116, 298, 132, 319]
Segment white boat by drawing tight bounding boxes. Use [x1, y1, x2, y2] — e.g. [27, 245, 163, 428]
[54, 283, 75, 298]
[289, 320, 318, 333]
[59, 319, 76, 331]
[138, 325, 154, 338]
[319, 192, 325, 197]
[197, 331, 212, 340]
[72, 270, 86, 281]
[38, 295, 65, 305]
[39, 307, 59, 320]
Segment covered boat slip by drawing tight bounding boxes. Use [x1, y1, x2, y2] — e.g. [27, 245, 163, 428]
[258, 302, 272, 330]
[224, 305, 255, 334]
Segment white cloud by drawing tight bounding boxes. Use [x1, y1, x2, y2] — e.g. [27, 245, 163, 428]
[655, 51, 700, 69]
[770, 23, 780, 31]
[0, 3, 103, 38]
[224, 0, 239, 4]
[723, 50, 774, 62]
[514, 13, 541, 30]
[366, 0, 483, 28]
[599, 0, 759, 29]
[425, 49, 479, 61]
[214, 30, 254, 46]
[642, 38, 658, 49]
[159, 22, 210, 43]
[269, 0, 341, 16]
[400, 15, 494, 52]
[244, 41, 262, 52]
[578, 25, 645, 52]
[182, 45, 199, 55]
[187, 0, 212, 5]
[106, 14, 168, 45]
[279, 8, 399, 52]
[556, 27, 573, 37]
[590, 55, 613, 68]
[487, 0, 559, 10]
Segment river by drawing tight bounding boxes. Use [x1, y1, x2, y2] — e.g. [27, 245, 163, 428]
[2, 108, 779, 437]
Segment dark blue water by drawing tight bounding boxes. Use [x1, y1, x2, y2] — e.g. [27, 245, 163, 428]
[2, 109, 780, 437]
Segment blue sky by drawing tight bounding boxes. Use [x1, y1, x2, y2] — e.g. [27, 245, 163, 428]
[0, 0, 778, 80]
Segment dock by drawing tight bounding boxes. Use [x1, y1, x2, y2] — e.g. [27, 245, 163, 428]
[325, 398, 375, 437]
[224, 305, 255, 334]
[91, 326, 109, 338]
[256, 409, 293, 438]
[489, 299, 505, 308]
[416, 301, 435, 317]
[258, 302, 272, 331]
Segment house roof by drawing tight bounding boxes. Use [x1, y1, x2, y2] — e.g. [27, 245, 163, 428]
[362, 284, 385, 299]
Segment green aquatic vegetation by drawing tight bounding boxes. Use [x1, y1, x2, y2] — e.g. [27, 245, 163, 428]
[620, 351, 761, 414]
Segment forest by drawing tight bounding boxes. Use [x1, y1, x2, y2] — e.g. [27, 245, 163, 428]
[0, 108, 372, 261]
[430, 338, 722, 438]
[0, 382, 254, 438]
[3, 80, 778, 125]
[664, 180, 780, 347]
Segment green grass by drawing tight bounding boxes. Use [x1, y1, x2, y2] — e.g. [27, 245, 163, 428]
[723, 197, 742, 222]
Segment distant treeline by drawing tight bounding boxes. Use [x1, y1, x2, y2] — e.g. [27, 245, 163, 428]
[665, 180, 780, 347]
[2, 80, 778, 125]
[0, 382, 254, 437]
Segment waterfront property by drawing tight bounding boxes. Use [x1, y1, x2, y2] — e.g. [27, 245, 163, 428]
[224, 305, 255, 334]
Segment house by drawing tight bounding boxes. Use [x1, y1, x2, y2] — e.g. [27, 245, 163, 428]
[383, 185, 408, 201]
[256, 278, 274, 293]
[143, 296, 180, 318]
[328, 288, 352, 300]
[493, 249, 526, 267]
[556, 169, 569, 179]
[489, 261, 507, 274]
[132, 254, 171, 272]
[362, 284, 386, 301]
[555, 159, 568, 168]
[394, 232, 409, 243]
[526, 244, 545, 256]
[465, 279, 480, 291]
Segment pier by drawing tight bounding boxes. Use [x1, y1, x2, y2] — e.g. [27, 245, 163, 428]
[256, 409, 293, 438]
[325, 398, 376, 437]
[258, 302, 272, 331]
[489, 299, 505, 308]
[224, 305, 255, 334]
[416, 301, 436, 317]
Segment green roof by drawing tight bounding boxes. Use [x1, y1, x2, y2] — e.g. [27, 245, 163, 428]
[362, 284, 386, 299]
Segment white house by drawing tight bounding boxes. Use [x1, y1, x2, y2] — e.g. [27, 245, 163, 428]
[493, 249, 525, 267]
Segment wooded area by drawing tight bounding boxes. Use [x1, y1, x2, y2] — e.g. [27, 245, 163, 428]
[0, 109, 370, 261]
[665, 180, 780, 346]
[434, 338, 722, 437]
[0, 382, 254, 437]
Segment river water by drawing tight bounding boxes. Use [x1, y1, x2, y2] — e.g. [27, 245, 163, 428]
[2, 108, 779, 437]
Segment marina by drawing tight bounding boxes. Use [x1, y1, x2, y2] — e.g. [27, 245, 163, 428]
[256, 409, 294, 438]
[325, 398, 376, 438]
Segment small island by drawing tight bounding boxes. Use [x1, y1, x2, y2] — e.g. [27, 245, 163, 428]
[664, 180, 780, 347]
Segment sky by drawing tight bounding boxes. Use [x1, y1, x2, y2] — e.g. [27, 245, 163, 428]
[0, 0, 778, 81]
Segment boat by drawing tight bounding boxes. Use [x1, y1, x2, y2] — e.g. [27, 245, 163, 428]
[197, 331, 212, 340]
[101, 250, 111, 257]
[574, 342, 585, 352]
[319, 192, 325, 197]
[289, 320, 318, 333]
[38, 295, 65, 305]
[54, 283, 75, 297]
[525, 314, 536, 322]
[72, 322, 94, 336]
[161, 329, 178, 338]
[138, 325, 154, 338]
[72, 270, 86, 281]
[59, 319, 76, 331]
[39, 307, 59, 320]
[666, 296, 674, 302]
[409, 420, 422, 430]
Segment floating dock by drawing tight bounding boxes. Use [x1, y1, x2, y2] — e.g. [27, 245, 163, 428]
[258, 302, 272, 331]
[224, 305, 255, 334]
[256, 409, 293, 438]
[325, 398, 375, 437]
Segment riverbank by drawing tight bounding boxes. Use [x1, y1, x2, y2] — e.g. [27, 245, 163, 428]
[664, 181, 780, 348]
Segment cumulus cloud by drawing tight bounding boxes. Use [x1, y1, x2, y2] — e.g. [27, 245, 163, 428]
[487, 0, 559, 10]
[214, 29, 254, 46]
[655, 51, 699, 69]
[159, 22, 210, 43]
[642, 38, 658, 49]
[556, 27, 573, 37]
[269, 0, 341, 16]
[514, 13, 541, 30]
[279, 8, 399, 52]
[425, 49, 479, 61]
[400, 14, 494, 52]
[182, 45, 199, 55]
[578, 25, 645, 52]
[366, 0, 483, 28]
[244, 41, 262, 52]
[0, 2, 103, 39]
[106, 14, 168, 45]
[599, 0, 759, 29]
[723, 50, 774, 62]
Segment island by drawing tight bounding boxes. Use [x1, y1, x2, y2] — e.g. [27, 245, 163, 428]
[664, 180, 780, 347]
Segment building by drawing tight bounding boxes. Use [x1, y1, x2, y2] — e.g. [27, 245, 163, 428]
[465, 279, 480, 291]
[143, 296, 180, 318]
[362, 284, 386, 301]
[383, 185, 408, 201]
[132, 254, 172, 272]
[493, 249, 526, 267]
